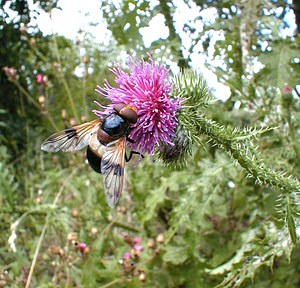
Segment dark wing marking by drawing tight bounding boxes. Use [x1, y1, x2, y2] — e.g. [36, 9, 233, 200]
[41, 119, 101, 152]
[101, 137, 126, 208]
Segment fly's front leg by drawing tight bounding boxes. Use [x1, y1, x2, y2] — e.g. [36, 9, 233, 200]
[125, 151, 144, 162]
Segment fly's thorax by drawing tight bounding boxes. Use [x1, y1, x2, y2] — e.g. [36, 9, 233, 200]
[98, 113, 130, 145]
[102, 113, 129, 136]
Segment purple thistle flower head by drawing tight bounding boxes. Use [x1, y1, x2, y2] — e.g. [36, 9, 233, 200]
[93, 56, 182, 157]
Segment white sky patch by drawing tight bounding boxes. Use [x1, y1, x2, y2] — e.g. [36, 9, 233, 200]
[28, 0, 109, 42]
[172, 1, 230, 101]
[139, 13, 169, 47]
[173, 0, 203, 51]
[281, 8, 297, 38]
[2, 2, 18, 21]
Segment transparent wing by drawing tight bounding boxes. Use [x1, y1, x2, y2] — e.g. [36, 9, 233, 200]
[41, 119, 101, 152]
[101, 137, 126, 208]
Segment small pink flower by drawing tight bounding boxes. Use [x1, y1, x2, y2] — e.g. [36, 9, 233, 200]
[123, 252, 130, 260]
[133, 237, 141, 245]
[93, 56, 182, 157]
[79, 242, 87, 253]
[283, 86, 291, 94]
[134, 244, 143, 252]
[36, 74, 43, 84]
[36, 74, 48, 87]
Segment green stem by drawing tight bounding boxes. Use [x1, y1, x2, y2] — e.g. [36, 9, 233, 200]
[61, 72, 80, 122]
[25, 215, 49, 288]
[13, 80, 40, 110]
[24, 171, 76, 288]
[98, 279, 120, 288]
[82, 62, 88, 117]
[11, 80, 58, 131]
[281, 93, 300, 163]
[29, 42, 50, 66]
[52, 36, 80, 123]
[194, 115, 300, 192]
[111, 220, 140, 232]
[42, 110, 59, 131]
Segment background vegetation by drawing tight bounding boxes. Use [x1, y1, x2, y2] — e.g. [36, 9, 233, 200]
[1, 0, 300, 287]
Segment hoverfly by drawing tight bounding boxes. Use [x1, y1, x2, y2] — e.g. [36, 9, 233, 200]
[41, 104, 140, 208]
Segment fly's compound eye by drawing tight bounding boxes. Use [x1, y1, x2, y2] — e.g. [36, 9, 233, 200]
[114, 103, 126, 113]
[114, 104, 138, 124]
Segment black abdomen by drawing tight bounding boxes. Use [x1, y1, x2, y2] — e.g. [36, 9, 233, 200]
[86, 146, 101, 173]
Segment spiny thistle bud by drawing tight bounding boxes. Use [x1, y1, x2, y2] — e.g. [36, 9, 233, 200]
[117, 206, 128, 214]
[71, 208, 79, 217]
[139, 271, 147, 282]
[158, 128, 192, 167]
[118, 259, 124, 265]
[52, 155, 59, 164]
[35, 196, 42, 205]
[122, 233, 133, 245]
[90, 227, 98, 237]
[19, 23, 26, 34]
[38, 95, 45, 105]
[130, 248, 140, 260]
[67, 232, 78, 243]
[147, 238, 156, 249]
[2, 66, 18, 80]
[82, 55, 89, 64]
[69, 118, 77, 126]
[52, 61, 61, 72]
[156, 233, 165, 244]
[71, 240, 80, 250]
[48, 245, 65, 258]
[29, 37, 36, 46]
[61, 109, 67, 119]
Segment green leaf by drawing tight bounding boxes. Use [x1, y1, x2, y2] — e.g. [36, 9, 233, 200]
[258, 40, 300, 89]
[162, 244, 189, 265]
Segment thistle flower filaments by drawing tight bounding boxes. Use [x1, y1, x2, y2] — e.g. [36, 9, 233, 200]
[93, 56, 182, 157]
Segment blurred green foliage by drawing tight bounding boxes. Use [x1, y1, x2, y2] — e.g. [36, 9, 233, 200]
[1, 0, 300, 287]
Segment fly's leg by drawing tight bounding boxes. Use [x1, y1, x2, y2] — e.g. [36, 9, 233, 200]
[125, 151, 144, 162]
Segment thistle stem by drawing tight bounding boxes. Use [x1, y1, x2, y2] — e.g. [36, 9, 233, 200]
[11, 80, 58, 131]
[196, 115, 300, 192]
